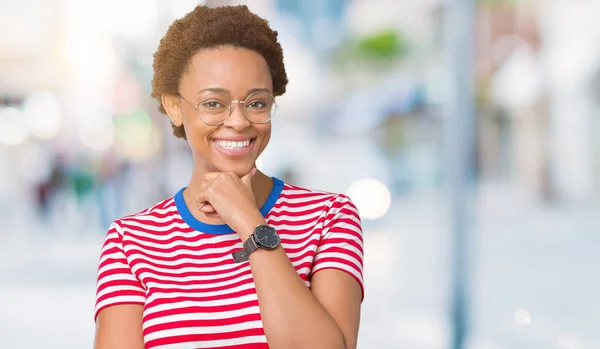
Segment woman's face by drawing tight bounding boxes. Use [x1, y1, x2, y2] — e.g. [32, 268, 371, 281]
[168, 46, 274, 177]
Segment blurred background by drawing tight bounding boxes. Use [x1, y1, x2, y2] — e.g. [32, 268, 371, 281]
[1, 0, 599, 348]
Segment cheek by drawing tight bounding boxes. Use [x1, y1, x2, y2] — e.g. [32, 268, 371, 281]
[183, 118, 214, 151]
[257, 125, 271, 149]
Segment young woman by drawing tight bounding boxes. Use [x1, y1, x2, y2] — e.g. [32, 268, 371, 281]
[94, 5, 364, 349]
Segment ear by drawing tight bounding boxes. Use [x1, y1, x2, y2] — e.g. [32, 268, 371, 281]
[161, 94, 184, 127]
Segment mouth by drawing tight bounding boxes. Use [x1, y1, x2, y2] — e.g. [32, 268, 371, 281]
[213, 137, 255, 150]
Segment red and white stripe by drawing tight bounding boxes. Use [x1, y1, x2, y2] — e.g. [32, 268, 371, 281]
[95, 183, 364, 348]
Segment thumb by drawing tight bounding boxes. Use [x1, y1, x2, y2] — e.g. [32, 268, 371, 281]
[241, 167, 257, 188]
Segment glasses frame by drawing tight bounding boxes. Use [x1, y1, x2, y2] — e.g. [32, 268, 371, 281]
[178, 91, 277, 126]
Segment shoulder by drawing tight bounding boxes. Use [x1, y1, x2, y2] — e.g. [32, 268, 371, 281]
[111, 195, 179, 233]
[279, 181, 358, 214]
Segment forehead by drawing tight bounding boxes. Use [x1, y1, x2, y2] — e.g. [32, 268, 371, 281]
[181, 47, 273, 95]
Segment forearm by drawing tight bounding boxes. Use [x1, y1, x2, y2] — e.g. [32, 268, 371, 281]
[248, 245, 346, 349]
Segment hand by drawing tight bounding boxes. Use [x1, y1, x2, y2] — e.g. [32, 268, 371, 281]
[195, 168, 266, 238]
[196, 169, 257, 218]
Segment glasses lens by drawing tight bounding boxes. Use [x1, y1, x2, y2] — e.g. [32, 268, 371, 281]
[197, 98, 230, 126]
[244, 91, 276, 123]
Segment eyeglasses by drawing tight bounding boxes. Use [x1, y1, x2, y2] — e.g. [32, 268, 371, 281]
[178, 90, 278, 126]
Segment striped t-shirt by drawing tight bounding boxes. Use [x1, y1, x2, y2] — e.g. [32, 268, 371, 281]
[95, 177, 364, 348]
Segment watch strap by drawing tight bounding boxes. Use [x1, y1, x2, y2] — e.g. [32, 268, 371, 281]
[232, 235, 258, 263]
[232, 249, 248, 263]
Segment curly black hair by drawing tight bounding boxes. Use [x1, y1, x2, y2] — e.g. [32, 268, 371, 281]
[151, 5, 288, 139]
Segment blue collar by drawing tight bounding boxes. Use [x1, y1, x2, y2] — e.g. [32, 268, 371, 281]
[174, 177, 284, 234]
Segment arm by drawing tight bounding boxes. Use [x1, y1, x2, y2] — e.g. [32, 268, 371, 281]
[94, 222, 147, 349]
[196, 173, 364, 349]
[241, 195, 364, 349]
[95, 305, 145, 349]
[311, 270, 362, 349]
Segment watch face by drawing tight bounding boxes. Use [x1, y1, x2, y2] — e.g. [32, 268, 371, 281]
[254, 225, 280, 249]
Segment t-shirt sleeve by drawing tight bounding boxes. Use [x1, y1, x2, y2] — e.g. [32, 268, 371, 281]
[94, 221, 146, 321]
[312, 194, 365, 301]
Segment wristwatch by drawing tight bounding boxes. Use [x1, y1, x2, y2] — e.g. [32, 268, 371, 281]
[232, 224, 280, 263]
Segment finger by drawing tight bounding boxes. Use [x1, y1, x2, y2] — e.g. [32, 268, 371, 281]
[205, 212, 221, 219]
[200, 173, 220, 188]
[200, 204, 216, 213]
[240, 167, 257, 188]
[196, 199, 210, 211]
[203, 172, 221, 179]
[203, 172, 221, 182]
[196, 200, 215, 213]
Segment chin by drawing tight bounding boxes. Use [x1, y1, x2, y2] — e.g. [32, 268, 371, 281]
[211, 160, 256, 177]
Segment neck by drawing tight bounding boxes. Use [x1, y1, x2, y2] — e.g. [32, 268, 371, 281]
[182, 157, 274, 224]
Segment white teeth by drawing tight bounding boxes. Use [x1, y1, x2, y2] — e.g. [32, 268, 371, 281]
[215, 139, 251, 150]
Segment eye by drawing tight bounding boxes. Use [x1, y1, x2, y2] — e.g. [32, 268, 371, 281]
[202, 101, 226, 109]
[247, 100, 268, 109]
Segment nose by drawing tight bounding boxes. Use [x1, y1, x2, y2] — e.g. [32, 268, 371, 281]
[223, 101, 251, 131]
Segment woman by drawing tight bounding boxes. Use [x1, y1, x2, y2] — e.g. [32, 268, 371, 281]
[94, 5, 364, 349]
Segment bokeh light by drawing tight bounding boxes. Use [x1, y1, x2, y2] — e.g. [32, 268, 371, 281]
[346, 178, 392, 220]
[22, 91, 63, 139]
[79, 119, 116, 152]
[514, 309, 532, 325]
[0, 107, 29, 146]
[114, 109, 156, 161]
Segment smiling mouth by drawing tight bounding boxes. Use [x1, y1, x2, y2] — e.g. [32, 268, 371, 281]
[213, 138, 255, 150]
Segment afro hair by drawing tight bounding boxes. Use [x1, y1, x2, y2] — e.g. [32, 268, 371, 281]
[151, 5, 288, 139]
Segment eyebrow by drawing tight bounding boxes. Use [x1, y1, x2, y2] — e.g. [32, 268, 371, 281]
[197, 87, 271, 96]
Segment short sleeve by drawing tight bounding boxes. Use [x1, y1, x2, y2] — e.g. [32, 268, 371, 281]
[312, 194, 365, 301]
[94, 221, 146, 321]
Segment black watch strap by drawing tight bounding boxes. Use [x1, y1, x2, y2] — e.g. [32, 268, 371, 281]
[232, 249, 248, 263]
[232, 236, 258, 263]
